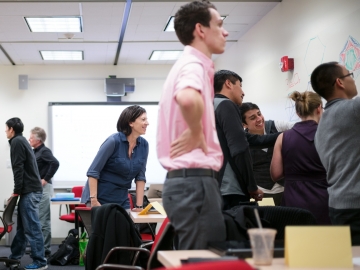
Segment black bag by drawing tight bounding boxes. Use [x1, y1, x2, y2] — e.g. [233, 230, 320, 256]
[49, 229, 80, 266]
[130, 194, 157, 236]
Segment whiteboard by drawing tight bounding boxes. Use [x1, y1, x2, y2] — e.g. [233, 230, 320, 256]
[48, 102, 167, 188]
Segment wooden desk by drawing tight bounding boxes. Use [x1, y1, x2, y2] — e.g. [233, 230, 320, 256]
[157, 250, 220, 268]
[129, 211, 166, 223]
[157, 246, 360, 269]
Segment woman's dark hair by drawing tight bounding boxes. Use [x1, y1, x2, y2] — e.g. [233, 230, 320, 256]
[174, 0, 216, 45]
[117, 105, 146, 136]
[5, 117, 24, 134]
[240, 102, 260, 124]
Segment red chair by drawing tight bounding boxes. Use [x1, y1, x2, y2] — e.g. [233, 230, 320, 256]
[59, 186, 86, 224]
[128, 194, 155, 241]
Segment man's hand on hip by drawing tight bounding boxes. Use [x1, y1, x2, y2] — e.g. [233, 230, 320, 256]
[170, 128, 208, 159]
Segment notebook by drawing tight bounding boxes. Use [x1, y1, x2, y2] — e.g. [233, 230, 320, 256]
[208, 240, 284, 259]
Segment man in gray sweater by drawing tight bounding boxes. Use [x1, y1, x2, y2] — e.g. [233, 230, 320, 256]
[311, 62, 360, 245]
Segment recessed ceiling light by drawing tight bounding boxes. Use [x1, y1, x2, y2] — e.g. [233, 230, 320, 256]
[164, 16, 227, 32]
[25, 17, 82, 32]
[149, 51, 183, 61]
[40, 51, 84, 61]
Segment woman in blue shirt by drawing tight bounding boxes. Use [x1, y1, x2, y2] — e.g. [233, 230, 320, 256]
[81, 105, 149, 211]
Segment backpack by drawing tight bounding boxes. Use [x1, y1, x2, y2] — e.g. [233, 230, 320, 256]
[49, 229, 80, 266]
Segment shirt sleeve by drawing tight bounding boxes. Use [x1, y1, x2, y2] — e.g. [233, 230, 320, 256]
[135, 140, 149, 182]
[216, 100, 258, 191]
[11, 140, 26, 194]
[216, 100, 249, 157]
[246, 132, 281, 149]
[233, 151, 258, 192]
[41, 148, 60, 182]
[174, 62, 204, 96]
[86, 136, 116, 179]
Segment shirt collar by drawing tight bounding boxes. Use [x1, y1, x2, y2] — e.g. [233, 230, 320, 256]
[34, 143, 45, 152]
[183, 46, 214, 70]
[119, 132, 141, 144]
[8, 133, 22, 145]
[324, 98, 344, 110]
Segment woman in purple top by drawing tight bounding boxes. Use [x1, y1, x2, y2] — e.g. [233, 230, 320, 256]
[270, 91, 331, 224]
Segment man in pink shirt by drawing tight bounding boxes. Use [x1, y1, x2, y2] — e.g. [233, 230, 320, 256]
[157, 0, 228, 249]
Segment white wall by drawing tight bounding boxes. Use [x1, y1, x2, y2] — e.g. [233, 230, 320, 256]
[0, 64, 170, 238]
[215, 0, 360, 122]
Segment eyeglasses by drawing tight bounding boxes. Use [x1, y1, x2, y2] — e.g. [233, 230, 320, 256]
[332, 72, 354, 86]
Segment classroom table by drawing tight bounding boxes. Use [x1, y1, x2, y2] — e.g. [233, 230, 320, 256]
[129, 211, 166, 223]
[148, 198, 163, 204]
[157, 246, 360, 269]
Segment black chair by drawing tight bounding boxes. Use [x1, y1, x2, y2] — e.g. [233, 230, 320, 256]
[0, 195, 21, 268]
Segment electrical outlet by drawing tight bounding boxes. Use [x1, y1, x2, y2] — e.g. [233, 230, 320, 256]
[6, 160, 11, 169]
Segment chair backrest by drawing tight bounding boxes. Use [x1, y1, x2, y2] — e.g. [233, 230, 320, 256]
[0, 195, 19, 239]
[147, 218, 175, 269]
[3, 196, 18, 226]
[70, 186, 85, 211]
[128, 193, 134, 209]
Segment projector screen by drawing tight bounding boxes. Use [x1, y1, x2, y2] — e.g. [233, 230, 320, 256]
[49, 102, 167, 188]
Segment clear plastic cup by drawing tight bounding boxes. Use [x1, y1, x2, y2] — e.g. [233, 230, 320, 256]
[247, 228, 277, 265]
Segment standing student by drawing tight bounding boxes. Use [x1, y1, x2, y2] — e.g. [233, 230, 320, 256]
[240, 102, 293, 205]
[5, 118, 47, 270]
[157, 0, 228, 249]
[311, 62, 360, 243]
[270, 91, 330, 224]
[29, 127, 59, 258]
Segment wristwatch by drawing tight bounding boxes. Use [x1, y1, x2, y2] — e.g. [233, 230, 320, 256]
[135, 205, 143, 209]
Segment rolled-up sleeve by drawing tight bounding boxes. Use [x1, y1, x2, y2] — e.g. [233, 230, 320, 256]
[86, 137, 115, 179]
[135, 140, 149, 182]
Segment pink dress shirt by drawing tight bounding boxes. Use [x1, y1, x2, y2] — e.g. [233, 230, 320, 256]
[157, 46, 223, 171]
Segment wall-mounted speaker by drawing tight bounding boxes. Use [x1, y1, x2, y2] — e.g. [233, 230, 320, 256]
[19, 75, 28, 90]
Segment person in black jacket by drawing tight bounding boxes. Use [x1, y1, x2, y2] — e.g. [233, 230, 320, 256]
[29, 127, 59, 258]
[5, 117, 47, 270]
[214, 70, 280, 210]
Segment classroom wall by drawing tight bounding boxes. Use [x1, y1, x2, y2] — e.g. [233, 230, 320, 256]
[215, 0, 360, 122]
[0, 64, 171, 238]
[1, 0, 360, 239]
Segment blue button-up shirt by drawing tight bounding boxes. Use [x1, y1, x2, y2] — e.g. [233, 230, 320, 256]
[81, 132, 148, 209]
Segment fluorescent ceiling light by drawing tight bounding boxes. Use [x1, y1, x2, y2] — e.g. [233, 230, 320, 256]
[40, 51, 83, 61]
[25, 17, 82, 32]
[149, 51, 183, 61]
[164, 16, 227, 32]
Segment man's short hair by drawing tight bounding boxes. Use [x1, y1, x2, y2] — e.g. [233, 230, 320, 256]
[31, 127, 46, 143]
[117, 105, 146, 136]
[5, 117, 24, 134]
[310, 61, 343, 100]
[240, 102, 260, 124]
[174, 0, 216, 45]
[214, 70, 242, 93]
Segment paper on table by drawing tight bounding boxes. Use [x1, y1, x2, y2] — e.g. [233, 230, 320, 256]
[138, 201, 166, 216]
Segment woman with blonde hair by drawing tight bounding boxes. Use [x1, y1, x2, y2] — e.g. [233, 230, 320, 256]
[270, 91, 330, 224]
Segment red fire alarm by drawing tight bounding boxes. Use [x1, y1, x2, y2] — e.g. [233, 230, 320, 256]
[280, 56, 294, 72]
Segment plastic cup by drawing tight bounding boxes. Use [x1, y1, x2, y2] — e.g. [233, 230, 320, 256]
[247, 228, 277, 265]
